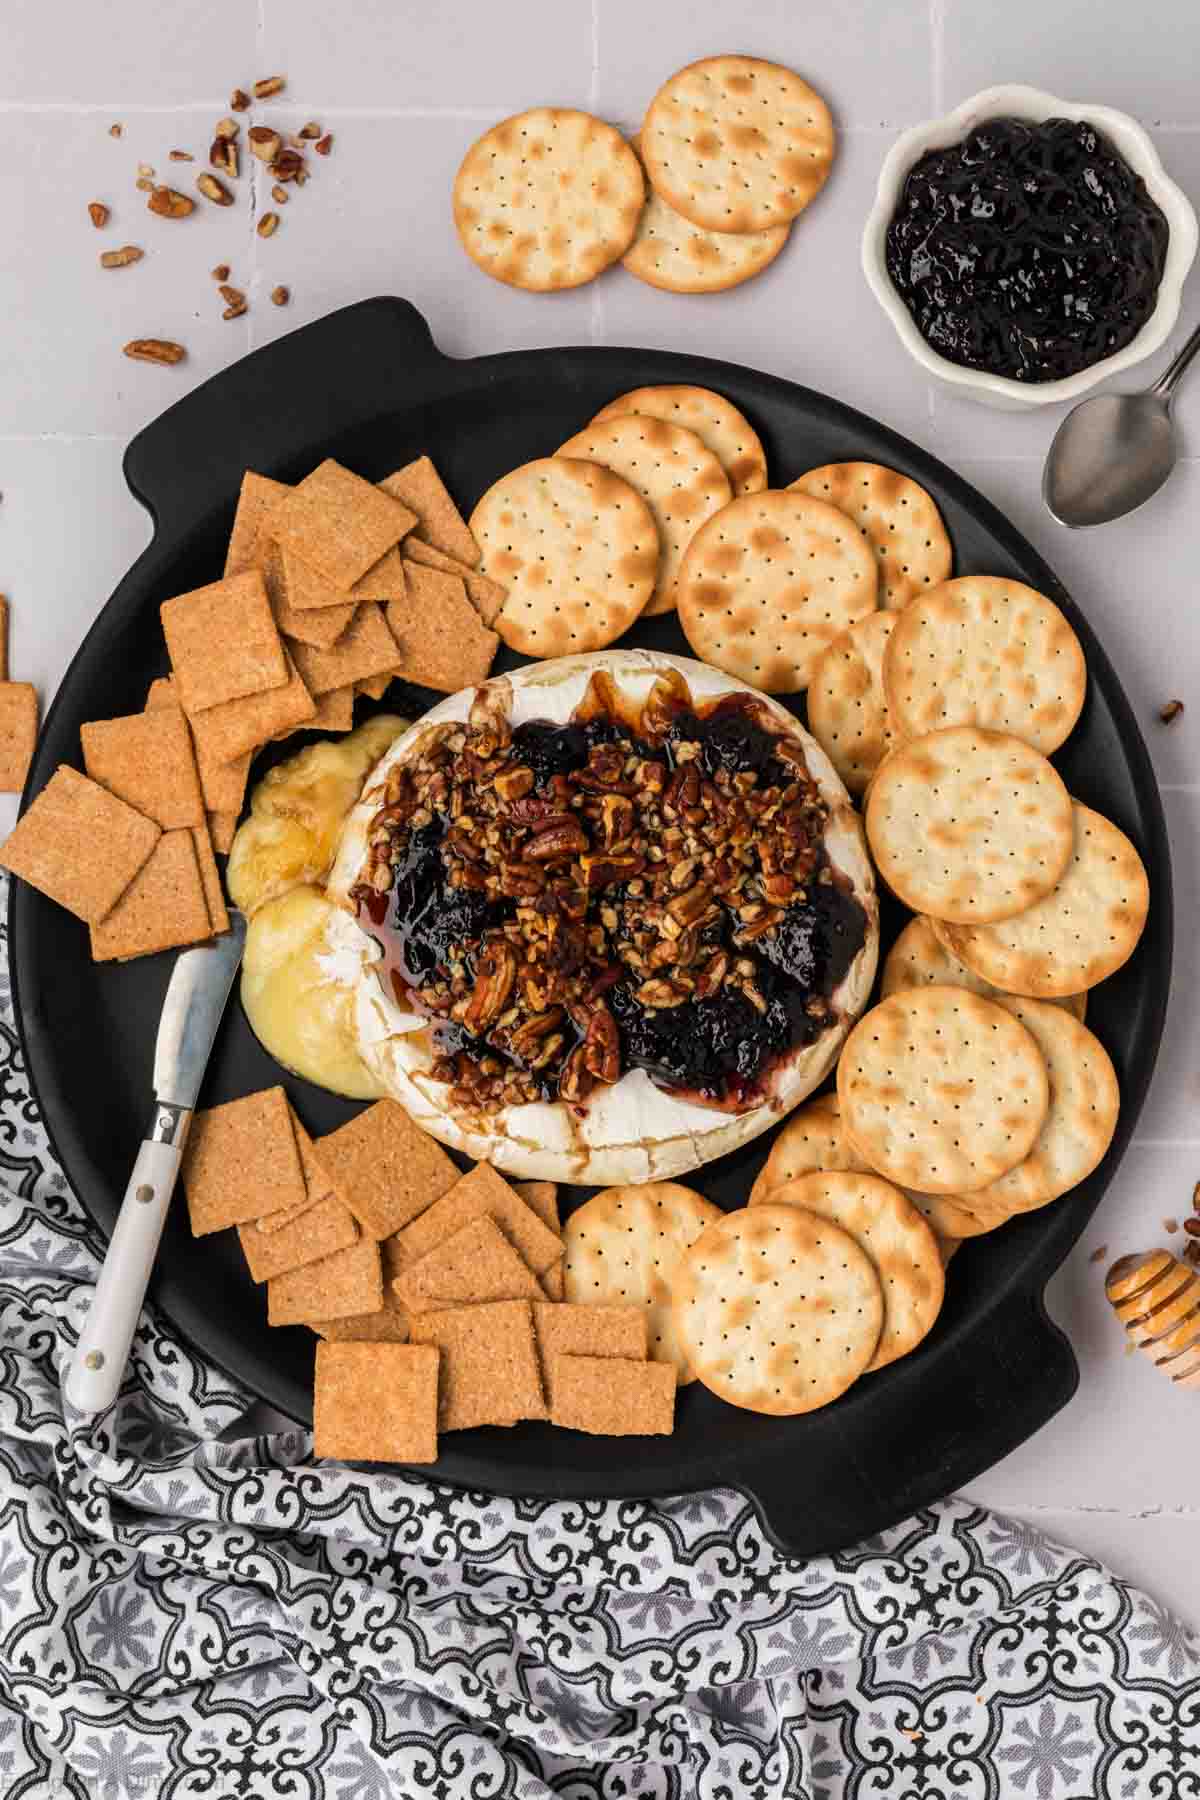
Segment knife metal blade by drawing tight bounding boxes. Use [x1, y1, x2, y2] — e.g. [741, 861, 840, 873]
[153, 911, 248, 1108]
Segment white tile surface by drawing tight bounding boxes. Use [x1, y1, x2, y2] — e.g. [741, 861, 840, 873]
[4, 0, 1200, 1627]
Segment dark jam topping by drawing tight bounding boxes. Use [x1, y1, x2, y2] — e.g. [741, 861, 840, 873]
[885, 117, 1169, 383]
[352, 672, 870, 1113]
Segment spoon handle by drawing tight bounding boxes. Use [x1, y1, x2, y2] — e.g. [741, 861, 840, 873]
[1152, 320, 1200, 401]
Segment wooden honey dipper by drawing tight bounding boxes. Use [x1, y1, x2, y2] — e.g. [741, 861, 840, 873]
[1106, 1250, 1200, 1386]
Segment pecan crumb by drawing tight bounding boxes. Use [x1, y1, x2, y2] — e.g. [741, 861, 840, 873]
[108, 123, 123, 138]
[123, 339, 185, 366]
[248, 126, 282, 164]
[253, 75, 286, 98]
[147, 186, 194, 219]
[87, 201, 110, 228]
[271, 184, 289, 205]
[211, 263, 231, 281]
[218, 283, 245, 307]
[1165, 1217, 1179, 1234]
[231, 87, 251, 112]
[197, 173, 234, 207]
[210, 138, 239, 180]
[294, 165, 310, 187]
[270, 148, 304, 184]
[256, 212, 280, 239]
[214, 116, 240, 141]
[169, 150, 193, 162]
[137, 163, 155, 180]
[100, 245, 143, 269]
[299, 121, 321, 140]
[270, 285, 290, 306]
[1088, 1243, 1109, 1264]
[315, 133, 333, 156]
[1159, 699, 1185, 725]
[135, 178, 154, 193]
[222, 301, 248, 321]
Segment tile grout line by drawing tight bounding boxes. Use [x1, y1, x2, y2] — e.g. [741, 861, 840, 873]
[245, 0, 266, 351]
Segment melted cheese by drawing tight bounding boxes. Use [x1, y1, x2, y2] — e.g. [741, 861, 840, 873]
[241, 887, 385, 1100]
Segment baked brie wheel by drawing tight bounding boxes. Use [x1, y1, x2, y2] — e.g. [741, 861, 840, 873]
[325, 649, 879, 1184]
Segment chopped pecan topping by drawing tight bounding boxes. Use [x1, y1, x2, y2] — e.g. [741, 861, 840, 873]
[88, 201, 109, 228]
[257, 211, 280, 238]
[231, 88, 251, 112]
[197, 173, 234, 207]
[100, 245, 143, 268]
[123, 339, 186, 365]
[248, 125, 282, 164]
[253, 75, 286, 98]
[147, 186, 194, 219]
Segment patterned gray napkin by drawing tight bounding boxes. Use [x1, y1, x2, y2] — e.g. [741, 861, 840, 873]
[0, 883, 1195, 1798]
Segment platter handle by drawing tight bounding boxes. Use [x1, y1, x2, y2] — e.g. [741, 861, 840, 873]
[122, 297, 450, 539]
[741, 1285, 1079, 1558]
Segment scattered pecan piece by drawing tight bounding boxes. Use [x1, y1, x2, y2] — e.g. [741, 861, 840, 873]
[315, 133, 333, 156]
[137, 163, 155, 180]
[169, 149, 194, 162]
[299, 121, 321, 139]
[211, 262, 231, 281]
[231, 87, 251, 111]
[294, 165, 310, 186]
[123, 339, 186, 366]
[270, 148, 304, 183]
[257, 211, 280, 238]
[214, 116, 240, 140]
[135, 178, 154, 193]
[270, 285, 290, 306]
[218, 284, 245, 307]
[1160, 699, 1185, 725]
[147, 186, 194, 219]
[108, 123, 123, 138]
[210, 138, 239, 179]
[197, 173, 233, 206]
[253, 76, 286, 98]
[87, 201, 110, 228]
[100, 245, 143, 269]
[271, 183, 289, 205]
[248, 125, 282, 164]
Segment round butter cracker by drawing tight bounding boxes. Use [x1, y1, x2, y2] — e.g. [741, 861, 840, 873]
[642, 56, 834, 235]
[789, 463, 951, 612]
[563, 1181, 722, 1381]
[591, 384, 768, 497]
[882, 915, 1086, 1020]
[749, 1092, 869, 1204]
[883, 577, 1086, 753]
[557, 414, 732, 616]
[934, 802, 1150, 998]
[622, 134, 790, 295]
[676, 489, 877, 693]
[472, 457, 658, 657]
[837, 986, 1050, 1195]
[806, 611, 899, 796]
[865, 727, 1074, 924]
[453, 108, 643, 291]
[769, 1171, 944, 1371]
[672, 1204, 883, 1415]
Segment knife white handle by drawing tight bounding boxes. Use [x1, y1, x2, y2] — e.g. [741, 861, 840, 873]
[66, 1113, 189, 1415]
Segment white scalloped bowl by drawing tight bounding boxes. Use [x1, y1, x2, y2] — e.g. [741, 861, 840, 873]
[861, 84, 1199, 411]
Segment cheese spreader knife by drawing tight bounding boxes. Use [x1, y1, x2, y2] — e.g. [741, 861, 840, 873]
[66, 911, 247, 1414]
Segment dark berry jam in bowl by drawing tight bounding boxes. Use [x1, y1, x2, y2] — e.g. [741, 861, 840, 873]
[862, 86, 1197, 406]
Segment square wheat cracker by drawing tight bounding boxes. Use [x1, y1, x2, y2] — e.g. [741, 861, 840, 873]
[551, 1354, 676, 1436]
[191, 822, 229, 932]
[532, 1302, 647, 1413]
[514, 1180, 560, 1235]
[287, 605, 399, 695]
[269, 1237, 382, 1325]
[271, 459, 416, 591]
[409, 1299, 544, 1430]
[386, 566, 497, 693]
[238, 1194, 359, 1283]
[351, 546, 407, 604]
[183, 1085, 306, 1236]
[313, 1099, 459, 1239]
[207, 810, 239, 854]
[305, 685, 356, 732]
[0, 683, 38, 793]
[283, 543, 405, 610]
[264, 543, 354, 650]
[394, 1215, 544, 1314]
[81, 708, 204, 829]
[380, 457, 480, 566]
[90, 829, 212, 962]
[356, 672, 396, 702]
[314, 1341, 437, 1463]
[311, 1304, 411, 1343]
[144, 678, 250, 816]
[225, 471, 290, 577]
[403, 539, 505, 625]
[0, 765, 159, 923]
[187, 653, 316, 766]
[257, 1113, 332, 1232]
[541, 1264, 565, 1301]
[161, 569, 288, 715]
[392, 1161, 563, 1280]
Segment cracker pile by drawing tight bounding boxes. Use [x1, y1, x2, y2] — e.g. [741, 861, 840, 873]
[0, 454, 503, 954]
[0, 599, 39, 797]
[185, 1093, 675, 1460]
[454, 55, 833, 298]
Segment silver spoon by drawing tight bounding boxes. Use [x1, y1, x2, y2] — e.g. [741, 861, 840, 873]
[1043, 320, 1200, 527]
